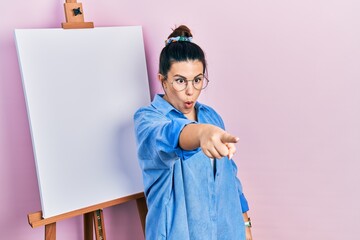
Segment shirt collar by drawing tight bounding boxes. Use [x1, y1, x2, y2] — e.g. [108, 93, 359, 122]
[151, 94, 180, 115]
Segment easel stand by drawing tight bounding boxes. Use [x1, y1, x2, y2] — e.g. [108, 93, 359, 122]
[28, 193, 147, 240]
[28, 3, 147, 239]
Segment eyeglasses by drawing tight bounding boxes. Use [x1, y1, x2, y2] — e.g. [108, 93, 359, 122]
[165, 75, 209, 92]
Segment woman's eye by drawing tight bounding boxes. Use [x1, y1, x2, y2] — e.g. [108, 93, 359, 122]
[194, 77, 203, 84]
[175, 78, 186, 84]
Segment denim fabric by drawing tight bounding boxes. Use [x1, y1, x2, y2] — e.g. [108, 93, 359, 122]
[134, 94, 249, 240]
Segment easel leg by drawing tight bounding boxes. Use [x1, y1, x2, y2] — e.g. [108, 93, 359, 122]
[93, 210, 106, 240]
[84, 212, 94, 240]
[45, 223, 56, 240]
[136, 196, 148, 236]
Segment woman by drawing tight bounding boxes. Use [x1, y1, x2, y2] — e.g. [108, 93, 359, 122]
[134, 25, 253, 240]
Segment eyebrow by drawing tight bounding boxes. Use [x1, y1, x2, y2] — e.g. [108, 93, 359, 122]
[173, 73, 204, 79]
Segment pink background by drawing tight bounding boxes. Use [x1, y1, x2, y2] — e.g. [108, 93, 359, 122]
[1, 0, 359, 239]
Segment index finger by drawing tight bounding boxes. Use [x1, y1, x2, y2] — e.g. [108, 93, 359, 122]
[222, 133, 239, 144]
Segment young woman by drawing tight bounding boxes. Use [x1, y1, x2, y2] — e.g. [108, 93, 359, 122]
[134, 25, 253, 240]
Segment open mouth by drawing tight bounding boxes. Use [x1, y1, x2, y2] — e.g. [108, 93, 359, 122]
[185, 101, 193, 108]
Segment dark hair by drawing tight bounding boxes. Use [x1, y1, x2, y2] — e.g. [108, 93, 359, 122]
[159, 25, 207, 78]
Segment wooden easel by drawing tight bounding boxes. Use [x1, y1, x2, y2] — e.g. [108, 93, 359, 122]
[28, 3, 147, 239]
[28, 192, 147, 240]
[62, 0, 94, 29]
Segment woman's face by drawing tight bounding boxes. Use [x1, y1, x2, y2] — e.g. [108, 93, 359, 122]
[160, 60, 204, 119]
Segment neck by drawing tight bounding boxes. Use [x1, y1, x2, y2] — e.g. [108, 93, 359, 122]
[184, 109, 197, 121]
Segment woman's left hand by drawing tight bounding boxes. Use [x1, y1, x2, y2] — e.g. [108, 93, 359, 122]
[245, 226, 253, 240]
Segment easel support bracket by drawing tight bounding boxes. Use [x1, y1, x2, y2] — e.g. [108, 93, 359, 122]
[61, 0, 94, 29]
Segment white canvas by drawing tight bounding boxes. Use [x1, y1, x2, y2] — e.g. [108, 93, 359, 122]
[15, 26, 149, 218]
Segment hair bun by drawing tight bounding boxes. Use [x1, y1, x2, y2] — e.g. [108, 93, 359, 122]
[168, 25, 193, 38]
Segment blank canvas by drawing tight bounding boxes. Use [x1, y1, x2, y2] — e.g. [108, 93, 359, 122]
[15, 26, 149, 218]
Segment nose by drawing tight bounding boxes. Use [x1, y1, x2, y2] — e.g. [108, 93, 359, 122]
[185, 81, 195, 95]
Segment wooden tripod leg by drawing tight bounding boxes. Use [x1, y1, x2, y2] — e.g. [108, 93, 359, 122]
[93, 210, 106, 240]
[45, 223, 56, 240]
[136, 196, 148, 236]
[84, 212, 94, 240]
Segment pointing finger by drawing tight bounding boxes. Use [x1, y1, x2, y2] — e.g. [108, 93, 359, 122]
[222, 133, 239, 144]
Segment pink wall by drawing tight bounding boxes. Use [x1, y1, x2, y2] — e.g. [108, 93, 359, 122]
[1, 0, 359, 239]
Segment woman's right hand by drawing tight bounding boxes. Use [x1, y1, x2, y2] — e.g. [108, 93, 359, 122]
[198, 124, 239, 159]
[180, 123, 239, 159]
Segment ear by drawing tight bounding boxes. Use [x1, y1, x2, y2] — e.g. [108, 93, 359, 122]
[158, 74, 167, 89]
[158, 73, 165, 82]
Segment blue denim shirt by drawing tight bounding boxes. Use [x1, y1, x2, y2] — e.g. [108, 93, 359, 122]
[134, 94, 249, 240]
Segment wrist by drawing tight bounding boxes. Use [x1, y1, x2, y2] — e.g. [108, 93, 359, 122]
[244, 217, 252, 228]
